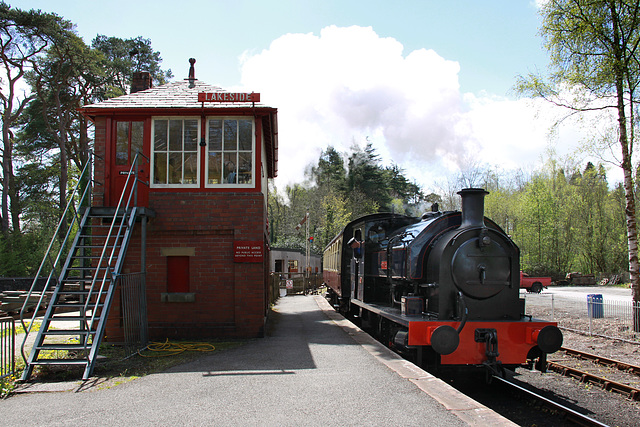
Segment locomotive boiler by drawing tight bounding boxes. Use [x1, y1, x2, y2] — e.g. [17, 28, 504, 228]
[323, 188, 562, 375]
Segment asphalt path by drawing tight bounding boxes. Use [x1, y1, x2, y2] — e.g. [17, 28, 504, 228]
[522, 286, 633, 301]
[4, 295, 511, 426]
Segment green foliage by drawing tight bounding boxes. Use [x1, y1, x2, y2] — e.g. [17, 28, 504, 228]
[515, 0, 640, 297]
[482, 159, 628, 279]
[269, 144, 427, 252]
[0, 375, 17, 399]
[0, 230, 49, 276]
[0, 3, 172, 276]
[319, 190, 352, 245]
[92, 35, 173, 99]
[271, 143, 629, 279]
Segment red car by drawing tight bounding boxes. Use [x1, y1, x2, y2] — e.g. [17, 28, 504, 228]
[520, 271, 552, 293]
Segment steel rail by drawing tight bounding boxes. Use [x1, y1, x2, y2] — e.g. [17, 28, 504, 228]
[561, 347, 640, 376]
[547, 360, 640, 401]
[492, 375, 610, 427]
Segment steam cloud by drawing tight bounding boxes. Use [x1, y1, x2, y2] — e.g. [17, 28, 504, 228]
[238, 25, 580, 190]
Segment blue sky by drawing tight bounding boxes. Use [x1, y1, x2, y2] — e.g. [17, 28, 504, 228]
[13, 0, 601, 193]
[15, 0, 547, 96]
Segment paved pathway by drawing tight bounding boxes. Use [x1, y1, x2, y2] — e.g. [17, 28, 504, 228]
[4, 295, 513, 426]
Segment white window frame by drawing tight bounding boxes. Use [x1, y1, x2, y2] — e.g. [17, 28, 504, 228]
[150, 116, 201, 189]
[204, 116, 255, 189]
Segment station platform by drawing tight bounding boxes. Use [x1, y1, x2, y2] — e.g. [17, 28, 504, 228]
[5, 295, 515, 426]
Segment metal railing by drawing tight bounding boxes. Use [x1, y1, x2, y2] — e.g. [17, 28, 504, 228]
[19, 150, 150, 380]
[270, 272, 323, 297]
[83, 151, 145, 341]
[524, 292, 640, 342]
[1, 317, 15, 380]
[119, 273, 148, 358]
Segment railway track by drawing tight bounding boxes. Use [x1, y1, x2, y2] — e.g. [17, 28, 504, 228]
[546, 347, 640, 401]
[560, 347, 640, 376]
[491, 375, 609, 427]
[437, 346, 640, 426]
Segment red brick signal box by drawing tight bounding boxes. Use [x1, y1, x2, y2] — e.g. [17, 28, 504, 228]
[80, 63, 278, 340]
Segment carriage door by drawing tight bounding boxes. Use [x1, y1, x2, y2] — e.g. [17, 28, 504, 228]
[350, 228, 365, 300]
[109, 119, 149, 207]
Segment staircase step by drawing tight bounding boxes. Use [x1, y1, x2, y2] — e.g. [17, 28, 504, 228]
[47, 315, 101, 321]
[19, 204, 139, 381]
[37, 343, 90, 351]
[29, 359, 88, 366]
[75, 245, 122, 249]
[83, 234, 126, 238]
[53, 302, 104, 309]
[87, 225, 126, 229]
[71, 255, 110, 260]
[42, 329, 96, 336]
[57, 290, 108, 296]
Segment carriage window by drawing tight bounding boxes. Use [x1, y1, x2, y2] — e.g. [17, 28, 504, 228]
[151, 117, 200, 187]
[206, 117, 254, 187]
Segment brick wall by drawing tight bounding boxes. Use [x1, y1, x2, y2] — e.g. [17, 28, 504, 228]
[103, 191, 269, 342]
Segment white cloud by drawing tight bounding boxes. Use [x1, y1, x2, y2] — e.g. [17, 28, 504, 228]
[237, 25, 605, 193]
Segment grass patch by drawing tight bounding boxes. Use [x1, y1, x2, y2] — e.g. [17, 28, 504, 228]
[1, 375, 18, 398]
[96, 340, 244, 378]
[0, 338, 245, 397]
[14, 320, 42, 335]
[27, 339, 245, 386]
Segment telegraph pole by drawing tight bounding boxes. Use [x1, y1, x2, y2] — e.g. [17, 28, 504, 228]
[305, 210, 310, 279]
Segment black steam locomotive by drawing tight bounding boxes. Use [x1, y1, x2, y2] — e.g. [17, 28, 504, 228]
[323, 188, 562, 375]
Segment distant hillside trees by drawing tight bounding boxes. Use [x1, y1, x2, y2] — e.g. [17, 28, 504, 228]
[269, 143, 429, 253]
[269, 145, 628, 284]
[477, 160, 627, 280]
[516, 0, 640, 319]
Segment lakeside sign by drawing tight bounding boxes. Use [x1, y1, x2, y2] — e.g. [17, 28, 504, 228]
[198, 92, 260, 103]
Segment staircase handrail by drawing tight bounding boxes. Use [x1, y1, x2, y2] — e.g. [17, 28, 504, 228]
[83, 151, 145, 336]
[19, 153, 94, 362]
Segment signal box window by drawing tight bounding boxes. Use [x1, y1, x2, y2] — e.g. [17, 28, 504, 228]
[206, 118, 254, 187]
[151, 118, 200, 187]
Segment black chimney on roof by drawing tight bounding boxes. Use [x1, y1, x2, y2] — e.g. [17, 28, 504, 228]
[131, 71, 152, 94]
[188, 58, 196, 88]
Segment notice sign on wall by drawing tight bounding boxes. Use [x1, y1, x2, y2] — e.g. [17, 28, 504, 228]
[234, 240, 263, 263]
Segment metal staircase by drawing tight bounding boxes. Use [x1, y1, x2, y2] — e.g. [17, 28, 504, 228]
[19, 153, 149, 381]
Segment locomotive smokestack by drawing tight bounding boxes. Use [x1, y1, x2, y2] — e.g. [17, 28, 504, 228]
[458, 188, 489, 228]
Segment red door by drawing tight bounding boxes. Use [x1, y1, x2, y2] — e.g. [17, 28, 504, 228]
[109, 119, 149, 207]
